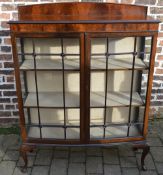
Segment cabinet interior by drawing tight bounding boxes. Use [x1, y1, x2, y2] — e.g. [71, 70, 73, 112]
[17, 36, 150, 140]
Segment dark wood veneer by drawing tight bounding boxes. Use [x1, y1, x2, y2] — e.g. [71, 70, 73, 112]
[9, 2, 159, 172]
[17, 2, 147, 21]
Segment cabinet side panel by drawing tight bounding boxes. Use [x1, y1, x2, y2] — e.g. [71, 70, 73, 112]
[11, 34, 27, 141]
[143, 34, 158, 137]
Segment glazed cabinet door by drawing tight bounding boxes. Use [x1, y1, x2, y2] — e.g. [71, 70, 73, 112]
[14, 33, 85, 143]
[85, 33, 153, 143]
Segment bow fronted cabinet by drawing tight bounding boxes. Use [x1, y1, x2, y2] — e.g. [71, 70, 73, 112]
[9, 2, 160, 172]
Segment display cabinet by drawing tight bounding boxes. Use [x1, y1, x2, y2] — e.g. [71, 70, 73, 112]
[9, 2, 159, 172]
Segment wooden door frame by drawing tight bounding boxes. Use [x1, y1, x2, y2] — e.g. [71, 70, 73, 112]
[11, 32, 86, 144]
[84, 32, 158, 144]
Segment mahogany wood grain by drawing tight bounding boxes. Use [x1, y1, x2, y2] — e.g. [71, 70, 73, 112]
[9, 2, 159, 146]
[17, 2, 148, 21]
[10, 33, 27, 141]
[10, 23, 159, 33]
[9, 3, 160, 171]
[80, 33, 85, 143]
[143, 34, 158, 138]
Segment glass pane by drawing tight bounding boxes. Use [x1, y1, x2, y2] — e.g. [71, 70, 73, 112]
[91, 37, 147, 71]
[27, 127, 40, 138]
[18, 38, 80, 70]
[25, 108, 64, 125]
[42, 127, 64, 139]
[105, 125, 128, 138]
[130, 107, 145, 124]
[27, 71, 63, 92]
[23, 38, 32, 53]
[91, 56, 147, 70]
[33, 38, 62, 54]
[63, 38, 80, 54]
[106, 107, 129, 123]
[65, 72, 79, 92]
[106, 106, 144, 124]
[90, 108, 104, 125]
[91, 55, 106, 70]
[20, 71, 26, 102]
[129, 124, 143, 137]
[65, 72, 80, 108]
[107, 70, 135, 92]
[17, 36, 81, 140]
[20, 56, 62, 70]
[91, 38, 107, 54]
[66, 109, 80, 126]
[18, 38, 80, 71]
[64, 55, 80, 70]
[16, 38, 21, 54]
[23, 71, 64, 108]
[140, 70, 149, 104]
[90, 36, 149, 140]
[105, 124, 143, 138]
[90, 70, 143, 107]
[109, 37, 135, 54]
[66, 128, 80, 139]
[144, 36, 152, 60]
[90, 127, 103, 139]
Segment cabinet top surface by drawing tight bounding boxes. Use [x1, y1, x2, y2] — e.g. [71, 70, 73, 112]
[9, 2, 160, 24]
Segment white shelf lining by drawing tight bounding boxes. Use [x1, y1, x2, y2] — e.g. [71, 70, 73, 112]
[90, 91, 143, 107]
[20, 59, 80, 70]
[24, 91, 143, 108]
[24, 92, 80, 107]
[91, 57, 148, 70]
[20, 57, 147, 71]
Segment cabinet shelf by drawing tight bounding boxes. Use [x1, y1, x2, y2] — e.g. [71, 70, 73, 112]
[19, 58, 147, 71]
[26, 123, 80, 128]
[91, 57, 148, 70]
[20, 59, 80, 71]
[27, 126, 80, 139]
[24, 92, 79, 108]
[91, 91, 144, 107]
[24, 91, 143, 108]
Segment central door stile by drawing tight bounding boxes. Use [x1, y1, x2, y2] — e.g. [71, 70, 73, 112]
[80, 33, 86, 143]
[84, 33, 91, 143]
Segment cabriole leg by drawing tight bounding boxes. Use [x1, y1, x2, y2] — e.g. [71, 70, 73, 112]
[133, 143, 150, 171]
[141, 144, 150, 171]
[20, 144, 35, 173]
